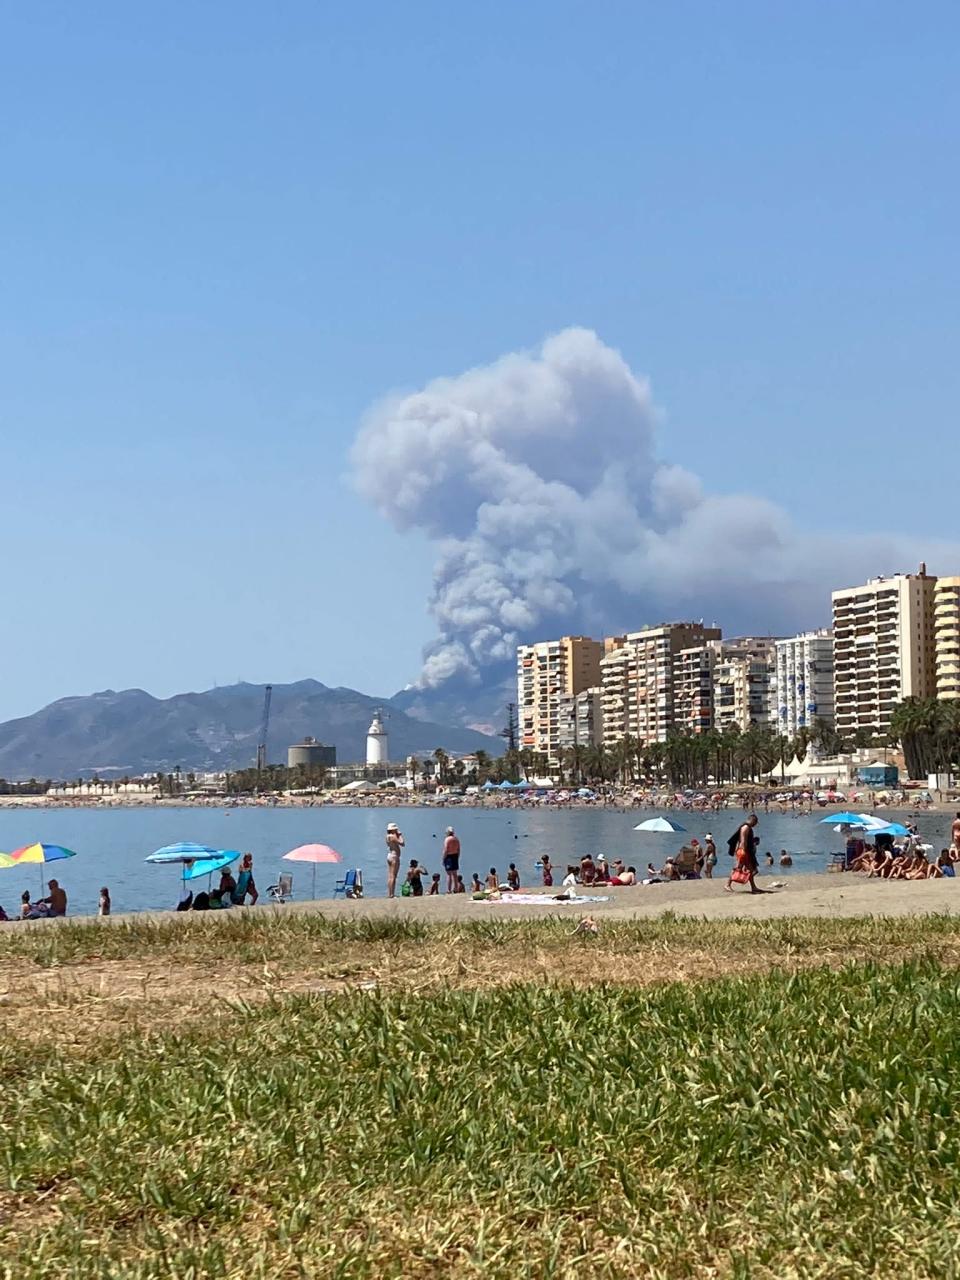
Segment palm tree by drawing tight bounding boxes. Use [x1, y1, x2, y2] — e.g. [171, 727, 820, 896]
[432, 748, 450, 786]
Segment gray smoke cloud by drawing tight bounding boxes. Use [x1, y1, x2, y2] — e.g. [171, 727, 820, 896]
[352, 328, 957, 689]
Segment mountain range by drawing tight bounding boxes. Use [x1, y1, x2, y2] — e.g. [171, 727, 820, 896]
[0, 680, 503, 781]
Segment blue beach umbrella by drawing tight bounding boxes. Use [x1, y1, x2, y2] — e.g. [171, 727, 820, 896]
[634, 817, 687, 833]
[146, 842, 241, 902]
[820, 813, 872, 827]
[869, 822, 910, 838]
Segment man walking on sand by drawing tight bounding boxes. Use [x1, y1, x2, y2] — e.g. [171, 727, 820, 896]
[442, 826, 461, 894]
[725, 814, 768, 895]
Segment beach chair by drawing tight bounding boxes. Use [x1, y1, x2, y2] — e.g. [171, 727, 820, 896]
[334, 869, 363, 899]
[674, 846, 701, 878]
[266, 873, 293, 904]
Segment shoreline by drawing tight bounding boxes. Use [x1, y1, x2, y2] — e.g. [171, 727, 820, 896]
[8, 872, 960, 926]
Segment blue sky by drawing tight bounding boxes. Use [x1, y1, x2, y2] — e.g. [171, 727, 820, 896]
[1, 2, 957, 720]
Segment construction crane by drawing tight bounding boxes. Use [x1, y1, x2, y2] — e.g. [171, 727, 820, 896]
[256, 685, 273, 772]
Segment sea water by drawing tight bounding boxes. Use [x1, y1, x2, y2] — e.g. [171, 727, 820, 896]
[0, 804, 950, 918]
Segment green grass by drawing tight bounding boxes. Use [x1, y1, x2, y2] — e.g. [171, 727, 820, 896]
[3, 959, 960, 1277]
[7, 909, 960, 971]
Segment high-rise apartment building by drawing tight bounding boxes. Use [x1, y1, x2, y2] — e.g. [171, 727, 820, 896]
[555, 687, 604, 754]
[517, 636, 605, 765]
[600, 623, 722, 746]
[831, 568, 937, 738]
[774, 630, 835, 736]
[712, 637, 779, 732]
[934, 576, 960, 701]
[672, 642, 719, 735]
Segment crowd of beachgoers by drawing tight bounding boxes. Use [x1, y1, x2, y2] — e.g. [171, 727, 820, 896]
[0, 784, 946, 813]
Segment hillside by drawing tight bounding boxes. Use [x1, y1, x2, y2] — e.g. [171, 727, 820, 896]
[0, 679, 502, 780]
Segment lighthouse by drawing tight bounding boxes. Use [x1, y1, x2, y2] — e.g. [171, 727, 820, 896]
[365, 710, 388, 765]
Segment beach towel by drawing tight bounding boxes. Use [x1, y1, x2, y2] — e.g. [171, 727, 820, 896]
[476, 892, 611, 906]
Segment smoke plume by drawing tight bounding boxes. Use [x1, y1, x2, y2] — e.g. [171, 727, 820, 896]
[351, 328, 956, 690]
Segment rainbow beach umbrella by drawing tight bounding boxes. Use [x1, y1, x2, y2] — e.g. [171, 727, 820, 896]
[0, 843, 78, 894]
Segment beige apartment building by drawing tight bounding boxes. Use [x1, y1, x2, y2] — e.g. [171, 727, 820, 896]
[517, 635, 605, 766]
[712, 637, 779, 732]
[934, 577, 960, 700]
[831, 568, 937, 738]
[600, 623, 722, 746]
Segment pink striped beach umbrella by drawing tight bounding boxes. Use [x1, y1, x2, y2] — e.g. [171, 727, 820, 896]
[282, 843, 342, 898]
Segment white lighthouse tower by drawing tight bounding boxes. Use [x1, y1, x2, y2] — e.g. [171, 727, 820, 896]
[365, 710, 388, 765]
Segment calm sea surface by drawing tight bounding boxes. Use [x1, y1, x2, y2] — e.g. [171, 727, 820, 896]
[0, 804, 952, 918]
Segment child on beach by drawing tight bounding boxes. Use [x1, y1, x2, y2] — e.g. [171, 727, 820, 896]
[428, 873, 441, 895]
[486, 868, 499, 890]
[471, 873, 482, 894]
[507, 863, 520, 890]
[540, 855, 553, 887]
[98, 887, 111, 916]
[455, 875, 466, 893]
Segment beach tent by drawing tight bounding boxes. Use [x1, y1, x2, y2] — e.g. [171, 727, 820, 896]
[482, 781, 497, 790]
[339, 779, 377, 793]
[498, 780, 516, 790]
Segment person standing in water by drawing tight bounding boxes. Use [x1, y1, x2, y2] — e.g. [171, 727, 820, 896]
[385, 823, 404, 897]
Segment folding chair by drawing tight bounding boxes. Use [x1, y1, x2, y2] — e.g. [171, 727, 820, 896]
[266, 872, 293, 904]
[674, 846, 701, 879]
[334, 868, 363, 899]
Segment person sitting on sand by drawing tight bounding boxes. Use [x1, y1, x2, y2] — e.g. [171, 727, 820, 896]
[455, 875, 466, 893]
[506, 863, 520, 890]
[561, 865, 579, 889]
[595, 857, 610, 883]
[471, 873, 482, 894]
[580, 855, 596, 886]
[218, 868, 237, 900]
[660, 858, 679, 881]
[486, 867, 499, 891]
[938, 850, 956, 878]
[19, 890, 34, 920]
[37, 879, 67, 917]
[612, 866, 637, 886]
[645, 862, 662, 884]
[611, 859, 625, 880]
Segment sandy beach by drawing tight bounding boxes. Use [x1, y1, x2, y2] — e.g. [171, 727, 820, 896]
[10, 870, 960, 928]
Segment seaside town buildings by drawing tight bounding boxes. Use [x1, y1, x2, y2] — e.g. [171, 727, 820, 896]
[516, 565, 960, 766]
[831, 568, 937, 738]
[774, 630, 835, 736]
[599, 624, 723, 747]
[517, 635, 605, 767]
[934, 577, 960, 702]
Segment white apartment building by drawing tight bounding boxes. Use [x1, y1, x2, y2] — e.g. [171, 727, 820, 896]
[555, 687, 604, 754]
[831, 568, 937, 739]
[517, 635, 604, 766]
[775, 630, 835, 736]
[712, 637, 779, 732]
[600, 623, 722, 746]
[934, 576, 960, 701]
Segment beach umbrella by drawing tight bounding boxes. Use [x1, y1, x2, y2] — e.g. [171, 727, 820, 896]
[634, 817, 687, 833]
[0, 842, 78, 895]
[282, 843, 342, 898]
[821, 812, 879, 828]
[869, 822, 910, 838]
[145, 842, 241, 901]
